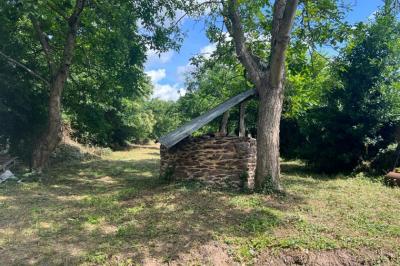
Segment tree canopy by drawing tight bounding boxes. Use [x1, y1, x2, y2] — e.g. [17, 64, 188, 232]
[0, 0, 194, 163]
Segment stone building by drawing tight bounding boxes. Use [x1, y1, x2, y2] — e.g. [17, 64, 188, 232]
[159, 89, 257, 189]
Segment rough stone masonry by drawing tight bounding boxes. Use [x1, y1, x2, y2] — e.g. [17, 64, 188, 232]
[160, 135, 256, 189]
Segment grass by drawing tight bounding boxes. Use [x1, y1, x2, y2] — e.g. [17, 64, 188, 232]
[0, 145, 399, 265]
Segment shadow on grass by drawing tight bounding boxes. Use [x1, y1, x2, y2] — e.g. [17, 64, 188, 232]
[280, 161, 350, 195]
[121, 144, 160, 151]
[0, 156, 291, 264]
[281, 160, 354, 180]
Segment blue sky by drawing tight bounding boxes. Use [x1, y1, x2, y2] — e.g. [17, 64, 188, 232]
[145, 0, 384, 101]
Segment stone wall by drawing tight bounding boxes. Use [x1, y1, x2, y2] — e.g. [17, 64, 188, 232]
[160, 135, 256, 189]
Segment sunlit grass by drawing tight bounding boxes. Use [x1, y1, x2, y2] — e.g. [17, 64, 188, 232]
[0, 145, 399, 264]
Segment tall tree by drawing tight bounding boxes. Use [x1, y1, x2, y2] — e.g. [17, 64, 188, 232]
[0, 0, 193, 171]
[224, 0, 298, 192]
[30, 0, 85, 171]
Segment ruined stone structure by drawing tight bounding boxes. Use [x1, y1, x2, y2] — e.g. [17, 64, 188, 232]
[158, 89, 257, 189]
[160, 135, 256, 189]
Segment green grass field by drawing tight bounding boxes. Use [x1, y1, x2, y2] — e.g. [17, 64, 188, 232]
[1, 145, 399, 265]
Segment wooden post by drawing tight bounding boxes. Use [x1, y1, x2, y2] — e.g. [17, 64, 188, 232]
[220, 111, 230, 135]
[239, 101, 246, 137]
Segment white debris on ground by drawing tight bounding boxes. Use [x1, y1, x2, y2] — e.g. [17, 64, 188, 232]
[0, 170, 18, 183]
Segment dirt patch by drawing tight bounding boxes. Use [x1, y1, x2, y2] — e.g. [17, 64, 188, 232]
[257, 249, 396, 266]
[138, 243, 397, 265]
[141, 241, 238, 266]
[172, 241, 236, 265]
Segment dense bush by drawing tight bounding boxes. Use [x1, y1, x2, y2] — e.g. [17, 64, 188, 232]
[370, 143, 400, 174]
[299, 10, 400, 173]
[280, 118, 304, 160]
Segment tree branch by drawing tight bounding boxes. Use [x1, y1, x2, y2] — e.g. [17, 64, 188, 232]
[31, 17, 56, 74]
[225, 0, 262, 87]
[171, 0, 221, 28]
[0, 50, 49, 86]
[47, 1, 69, 21]
[57, 0, 85, 77]
[269, 0, 299, 87]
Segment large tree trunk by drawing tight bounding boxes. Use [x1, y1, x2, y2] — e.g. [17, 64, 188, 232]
[255, 83, 284, 191]
[226, 0, 298, 192]
[31, 75, 68, 171]
[31, 0, 85, 171]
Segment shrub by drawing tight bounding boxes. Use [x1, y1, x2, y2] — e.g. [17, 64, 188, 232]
[370, 143, 400, 174]
[299, 10, 400, 173]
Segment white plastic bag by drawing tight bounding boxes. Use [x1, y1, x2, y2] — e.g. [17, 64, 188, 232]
[0, 170, 17, 183]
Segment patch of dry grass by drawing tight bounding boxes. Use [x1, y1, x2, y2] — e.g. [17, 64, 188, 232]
[0, 146, 399, 265]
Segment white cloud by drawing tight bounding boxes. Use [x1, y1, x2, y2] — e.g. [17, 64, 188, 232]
[200, 43, 217, 59]
[222, 31, 232, 42]
[146, 68, 185, 101]
[175, 42, 219, 83]
[177, 62, 196, 83]
[152, 83, 186, 101]
[146, 69, 166, 83]
[145, 49, 174, 69]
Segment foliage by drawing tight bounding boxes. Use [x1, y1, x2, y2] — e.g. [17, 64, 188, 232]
[178, 0, 349, 139]
[116, 97, 155, 145]
[148, 99, 181, 140]
[300, 8, 400, 173]
[0, 2, 48, 161]
[370, 143, 400, 174]
[2, 0, 400, 179]
[160, 165, 176, 183]
[177, 58, 258, 136]
[0, 0, 193, 158]
[179, 4, 339, 143]
[284, 51, 330, 118]
[280, 50, 332, 159]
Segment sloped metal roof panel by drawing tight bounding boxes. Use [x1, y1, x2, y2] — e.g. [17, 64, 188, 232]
[159, 89, 256, 148]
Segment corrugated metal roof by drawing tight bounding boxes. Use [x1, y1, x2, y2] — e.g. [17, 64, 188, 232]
[159, 89, 256, 148]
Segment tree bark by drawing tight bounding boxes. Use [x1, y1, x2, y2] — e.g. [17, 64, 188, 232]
[226, 0, 298, 192]
[31, 0, 85, 171]
[255, 81, 284, 191]
[219, 111, 230, 136]
[239, 101, 246, 137]
[31, 72, 70, 171]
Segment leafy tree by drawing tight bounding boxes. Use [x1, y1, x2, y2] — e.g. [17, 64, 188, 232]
[179, 1, 343, 164]
[0, 0, 193, 170]
[280, 50, 331, 159]
[117, 98, 155, 145]
[177, 56, 257, 135]
[148, 99, 181, 140]
[284, 51, 330, 119]
[0, 2, 49, 162]
[300, 4, 400, 173]
[219, 0, 348, 192]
